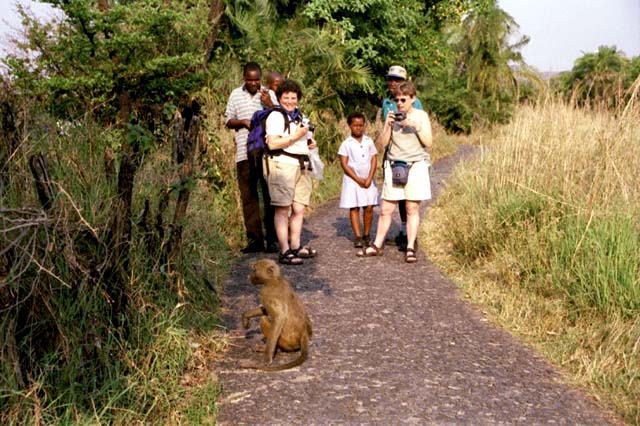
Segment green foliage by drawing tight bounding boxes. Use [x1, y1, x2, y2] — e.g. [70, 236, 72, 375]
[552, 214, 640, 317]
[211, 0, 533, 134]
[556, 45, 639, 109]
[302, 0, 465, 100]
[418, 70, 475, 133]
[423, 101, 640, 421]
[430, 100, 640, 319]
[625, 55, 640, 87]
[448, 0, 528, 126]
[1, 2, 229, 423]
[7, 0, 210, 124]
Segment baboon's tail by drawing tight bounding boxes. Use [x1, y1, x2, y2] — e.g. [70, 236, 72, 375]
[247, 333, 310, 372]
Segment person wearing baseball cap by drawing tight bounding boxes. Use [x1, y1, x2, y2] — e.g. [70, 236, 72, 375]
[381, 65, 424, 251]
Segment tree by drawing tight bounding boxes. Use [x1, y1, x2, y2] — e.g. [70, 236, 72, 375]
[559, 45, 631, 108]
[303, 0, 473, 97]
[0, 2, 228, 420]
[450, 0, 528, 123]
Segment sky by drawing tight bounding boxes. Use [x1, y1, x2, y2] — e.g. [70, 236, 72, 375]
[0, 0, 61, 58]
[498, 0, 640, 72]
[1, 0, 639, 72]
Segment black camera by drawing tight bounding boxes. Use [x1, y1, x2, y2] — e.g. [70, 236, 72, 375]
[393, 111, 406, 121]
[301, 117, 315, 132]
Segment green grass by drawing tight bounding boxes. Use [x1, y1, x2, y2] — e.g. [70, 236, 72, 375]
[422, 99, 640, 424]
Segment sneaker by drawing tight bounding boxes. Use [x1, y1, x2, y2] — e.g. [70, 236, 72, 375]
[265, 241, 279, 253]
[241, 240, 264, 254]
[353, 237, 364, 248]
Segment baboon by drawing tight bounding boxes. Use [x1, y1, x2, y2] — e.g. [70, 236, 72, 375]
[240, 259, 312, 371]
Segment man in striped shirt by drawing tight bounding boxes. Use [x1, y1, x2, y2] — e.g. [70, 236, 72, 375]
[225, 62, 279, 253]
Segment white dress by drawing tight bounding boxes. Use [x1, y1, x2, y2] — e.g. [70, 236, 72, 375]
[338, 136, 380, 208]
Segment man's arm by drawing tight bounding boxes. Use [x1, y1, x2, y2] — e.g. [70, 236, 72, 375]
[226, 118, 251, 130]
[224, 90, 251, 130]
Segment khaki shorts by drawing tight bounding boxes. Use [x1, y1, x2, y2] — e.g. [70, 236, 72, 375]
[382, 159, 432, 201]
[264, 157, 312, 206]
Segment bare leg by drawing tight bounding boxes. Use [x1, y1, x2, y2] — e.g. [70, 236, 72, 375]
[372, 200, 397, 248]
[363, 205, 374, 237]
[288, 201, 305, 250]
[405, 200, 421, 249]
[349, 207, 361, 238]
[274, 205, 291, 253]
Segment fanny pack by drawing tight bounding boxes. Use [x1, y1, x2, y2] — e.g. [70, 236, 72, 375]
[391, 160, 411, 186]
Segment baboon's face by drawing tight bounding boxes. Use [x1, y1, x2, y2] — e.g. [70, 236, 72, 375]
[249, 259, 278, 286]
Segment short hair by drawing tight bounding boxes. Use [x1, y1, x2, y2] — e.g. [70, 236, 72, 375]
[266, 71, 282, 83]
[347, 111, 365, 125]
[276, 79, 303, 100]
[394, 81, 417, 97]
[243, 62, 262, 76]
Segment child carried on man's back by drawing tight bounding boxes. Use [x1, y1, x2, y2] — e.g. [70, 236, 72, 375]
[338, 112, 379, 248]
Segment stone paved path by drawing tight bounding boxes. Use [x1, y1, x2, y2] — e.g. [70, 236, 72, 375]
[214, 146, 621, 426]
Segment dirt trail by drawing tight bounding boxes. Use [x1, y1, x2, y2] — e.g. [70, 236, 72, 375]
[214, 146, 620, 426]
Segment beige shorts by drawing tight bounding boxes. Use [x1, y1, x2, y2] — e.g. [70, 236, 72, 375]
[264, 158, 312, 206]
[382, 159, 432, 201]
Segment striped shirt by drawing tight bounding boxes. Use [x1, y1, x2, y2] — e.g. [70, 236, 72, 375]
[224, 84, 277, 162]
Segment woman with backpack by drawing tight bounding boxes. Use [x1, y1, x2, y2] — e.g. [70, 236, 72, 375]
[264, 79, 318, 266]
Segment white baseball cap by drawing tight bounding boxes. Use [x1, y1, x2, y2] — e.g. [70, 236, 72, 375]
[385, 65, 407, 80]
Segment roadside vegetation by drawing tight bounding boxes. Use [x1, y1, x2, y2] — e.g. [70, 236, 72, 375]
[422, 94, 640, 423]
[1, 0, 638, 424]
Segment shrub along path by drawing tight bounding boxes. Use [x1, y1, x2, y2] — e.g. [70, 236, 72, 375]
[214, 145, 621, 425]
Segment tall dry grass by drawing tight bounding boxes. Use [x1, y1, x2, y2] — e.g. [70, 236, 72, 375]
[423, 96, 640, 423]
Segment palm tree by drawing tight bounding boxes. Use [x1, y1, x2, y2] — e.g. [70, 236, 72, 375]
[452, 0, 529, 116]
[563, 45, 628, 108]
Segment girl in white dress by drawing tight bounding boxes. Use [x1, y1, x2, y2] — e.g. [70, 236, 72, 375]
[338, 112, 379, 248]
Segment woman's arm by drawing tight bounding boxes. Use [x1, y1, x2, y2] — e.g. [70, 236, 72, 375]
[266, 129, 307, 150]
[407, 110, 433, 148]
[374, 111, 394, 151]
[265, 114, 308, 150]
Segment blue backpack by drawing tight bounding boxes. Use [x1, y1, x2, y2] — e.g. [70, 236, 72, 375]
[246, 106, 290, 165]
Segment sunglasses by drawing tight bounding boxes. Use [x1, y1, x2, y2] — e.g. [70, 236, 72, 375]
[395, 97, 410, 104]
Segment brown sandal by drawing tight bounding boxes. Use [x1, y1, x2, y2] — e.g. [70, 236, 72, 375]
[279, 249, 304, 265]
[357, 243, 383, 257]
[405, 248, 417, 263]
[293, 245, 317, 258]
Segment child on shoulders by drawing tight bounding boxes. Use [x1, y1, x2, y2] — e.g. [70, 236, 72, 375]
[338, 112, 379, 248]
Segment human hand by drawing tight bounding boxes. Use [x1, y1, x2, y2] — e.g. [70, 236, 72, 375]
[405, 116, 420, 130]
[393, 111, 407, 127]
[292, 126, 308, 142]
[307, 138, 317, 149]
[385, 111, 395, 127]
[260, 88, 273, 107]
